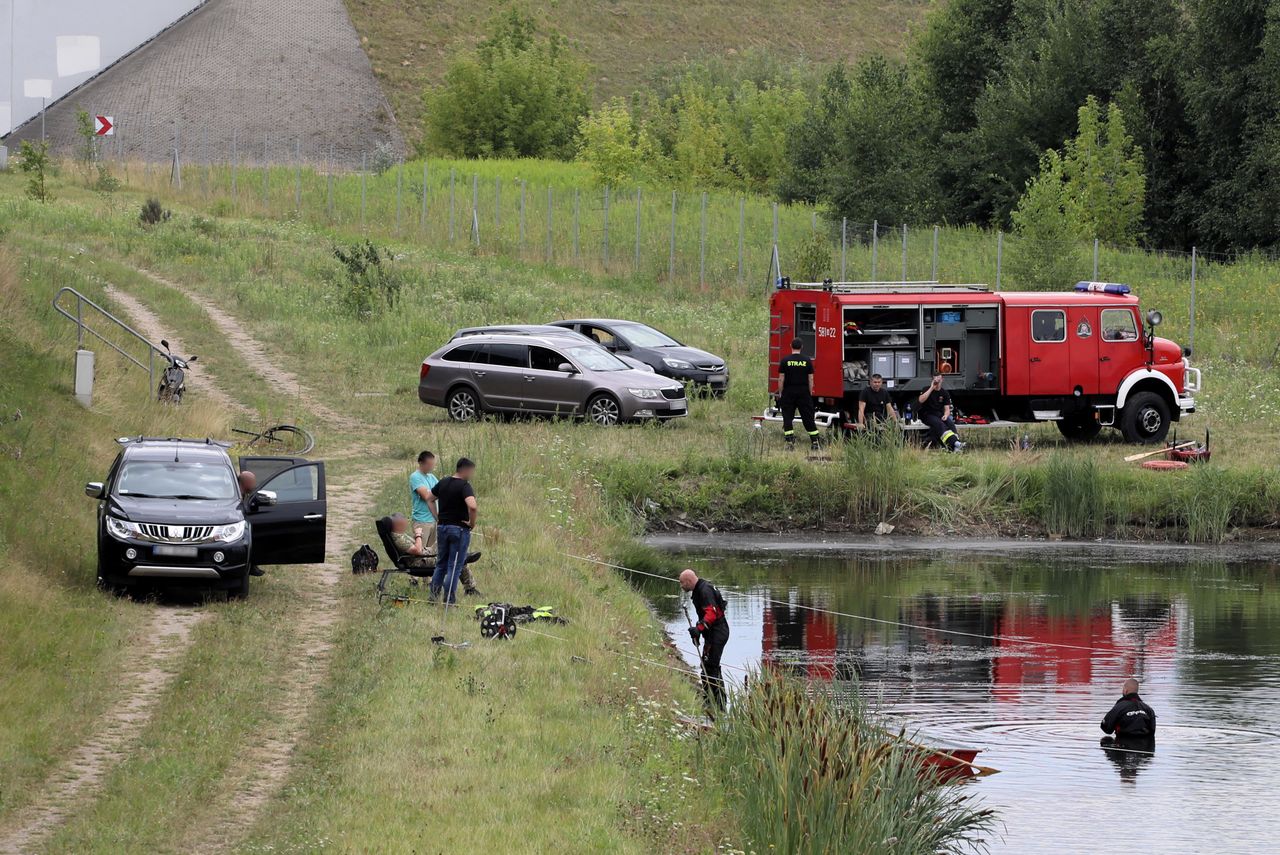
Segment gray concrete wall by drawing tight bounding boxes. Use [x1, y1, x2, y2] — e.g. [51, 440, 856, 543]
[2, 0, 404, 167]
[2, 0, 206, 134]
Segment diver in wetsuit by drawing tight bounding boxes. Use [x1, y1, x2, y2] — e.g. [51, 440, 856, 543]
[1101, 678, 1157, 738]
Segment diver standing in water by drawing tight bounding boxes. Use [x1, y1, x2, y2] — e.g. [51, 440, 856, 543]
[680, 568, 730, 714]
[1101, 678, 1157, 738]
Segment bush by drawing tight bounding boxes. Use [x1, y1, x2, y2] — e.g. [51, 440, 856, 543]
[791, 231, 832, 281]
[139, 198, 171, 227]
[332, 241, 403, 319]
[424, 9, 590, 159]
[576, 100, 662, 187]
[16, 141, 53, 203]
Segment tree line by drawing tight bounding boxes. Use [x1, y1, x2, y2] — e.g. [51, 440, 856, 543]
[424, 3, 1280, 253]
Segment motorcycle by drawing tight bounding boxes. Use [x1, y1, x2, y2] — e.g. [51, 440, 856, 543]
[156, 339, 197, 404]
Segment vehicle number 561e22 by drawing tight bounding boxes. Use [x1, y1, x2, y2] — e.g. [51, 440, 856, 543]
[817, 326, 840, 338]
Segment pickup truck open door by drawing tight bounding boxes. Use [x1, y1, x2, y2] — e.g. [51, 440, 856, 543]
[239, 456, 327, 565]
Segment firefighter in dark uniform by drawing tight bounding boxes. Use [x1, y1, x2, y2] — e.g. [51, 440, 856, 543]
[680, 568, 730, 713]
[1101, 678, 1157, 738]
[777, 337, 820, 450]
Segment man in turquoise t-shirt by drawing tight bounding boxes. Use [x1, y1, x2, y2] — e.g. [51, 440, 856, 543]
[409, 450, 439, 557]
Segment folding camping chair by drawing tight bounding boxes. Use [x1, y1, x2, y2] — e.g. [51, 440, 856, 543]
[374, 515, 434, 599]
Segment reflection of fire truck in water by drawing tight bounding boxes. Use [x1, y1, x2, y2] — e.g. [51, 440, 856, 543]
[761, 595, 1183, 688]
[767, 280, 1201, 443]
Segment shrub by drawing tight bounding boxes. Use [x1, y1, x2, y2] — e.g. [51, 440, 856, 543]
[332, 241, 403, 319]
[791, 230, 832, 281]
[139, 198, 171, 227]
[424, 9, 590, 159]
[576, 100, 662, 187]
[16, 141, 53, 203]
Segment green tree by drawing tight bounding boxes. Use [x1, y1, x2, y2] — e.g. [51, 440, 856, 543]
[778, 64, 851, 203]
[74, 110, 98, 185]
[720, 81, 808, 192]
[1008, 150, 1088, 289]
[16, 140, 53, 203]
[671, 84, 731, 188]
[575, 100, 662, 186]
[1061, 97, 1146, 244]
[822, 56, 942, 225]
[424, 9, 590, 159]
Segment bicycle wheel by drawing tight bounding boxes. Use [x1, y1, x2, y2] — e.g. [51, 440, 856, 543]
[252, 424, 315, 455]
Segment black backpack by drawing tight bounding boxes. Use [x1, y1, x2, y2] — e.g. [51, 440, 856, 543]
[351, 544, 379, 575]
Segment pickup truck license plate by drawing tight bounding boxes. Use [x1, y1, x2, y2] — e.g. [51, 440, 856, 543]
[154, 545, 198, 558]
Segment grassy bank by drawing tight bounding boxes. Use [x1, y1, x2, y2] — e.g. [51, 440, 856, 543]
[1, 153, 1276, 850]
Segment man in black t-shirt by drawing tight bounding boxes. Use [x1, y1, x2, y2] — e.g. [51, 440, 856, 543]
[429, 457, 479, 604]
[856, 373, 899, 430]
[917, 372, 964, 452]
[777, 338, 820, 449]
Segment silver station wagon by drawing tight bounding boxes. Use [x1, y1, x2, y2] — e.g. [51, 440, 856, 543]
[419, 334, 688, 425]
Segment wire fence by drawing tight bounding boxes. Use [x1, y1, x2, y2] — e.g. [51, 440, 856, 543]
[25, 129, 1280, 362]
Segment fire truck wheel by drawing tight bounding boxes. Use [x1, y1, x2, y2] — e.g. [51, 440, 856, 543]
[1120, 391, 1171, 444]
[1057, 412, 1102, 442]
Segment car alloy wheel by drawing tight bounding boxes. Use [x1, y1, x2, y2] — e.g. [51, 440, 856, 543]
[586, 394, 621, 426]
[448, 389, 479, 422]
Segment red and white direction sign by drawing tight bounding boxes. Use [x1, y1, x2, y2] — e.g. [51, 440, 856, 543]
[94, 115, 114, 136]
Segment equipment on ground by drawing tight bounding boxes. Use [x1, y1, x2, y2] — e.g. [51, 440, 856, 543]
[478, 603, 517, 639]
[1166, 428, 1211, 463]
[351, 543, 379, 574]
[768, 280, 1200, 445]
[1124, 441, 1195, 463]
[233, 423, 315, 455]
[1142, 459, 1189, 470]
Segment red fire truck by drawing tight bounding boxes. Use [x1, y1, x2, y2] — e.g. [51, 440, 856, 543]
[767, 280, 1200, 443]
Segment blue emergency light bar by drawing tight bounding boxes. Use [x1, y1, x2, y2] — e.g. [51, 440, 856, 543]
[1075, 281, 1131, 295]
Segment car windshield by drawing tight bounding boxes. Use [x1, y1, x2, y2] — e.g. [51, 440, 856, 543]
[614, 323, 679, 347]
[566, 346, 630, 372]
[116, 460, 238, 500]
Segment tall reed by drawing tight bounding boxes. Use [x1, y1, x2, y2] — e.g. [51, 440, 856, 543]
[712, 671, 995, 854]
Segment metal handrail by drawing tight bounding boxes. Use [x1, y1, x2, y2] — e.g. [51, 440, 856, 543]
[51, 286, 168, 393]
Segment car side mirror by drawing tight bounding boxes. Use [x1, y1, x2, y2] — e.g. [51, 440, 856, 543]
[160, 339, 169, 349]
[250, 489, 278, 509]
[557, 363, 579, 374]
[188, 355, 198, 362]
[85, 481, 104, 498]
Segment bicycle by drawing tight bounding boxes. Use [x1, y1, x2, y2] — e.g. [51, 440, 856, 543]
[232, 424, 315, 455]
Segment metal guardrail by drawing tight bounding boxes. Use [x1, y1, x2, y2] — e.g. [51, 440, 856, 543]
[52, 286, 167, 395]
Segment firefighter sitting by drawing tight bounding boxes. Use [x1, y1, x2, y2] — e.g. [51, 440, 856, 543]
[777, 338, 820, 450]
[917, 372, 965, 452]
[845, 373, 899, 436]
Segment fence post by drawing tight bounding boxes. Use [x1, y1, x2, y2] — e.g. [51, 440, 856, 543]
[871, 221, 878, 280]
[1093, 238, 1099, 280]
[772, 202, 779, 248]
[1189, 247, 1198, 355]
[931, 226, 939, 281]
[496, 177, 502, 232]
[840, 218, 847, 280]
[360, 152, 367, 229]
[669, 191, 677, 283]
[996, 231, 1004, 289]
[737, 197, 745, 283]
[262, 133, 269, 209]
[326, 143, 334, 218]
[699, 191, 708, 287]
[395, 161, 405, 230]
[811, 209, 817, 232]
[470, 172, 478, 240]
[294, 137, 302, 211]
[449, 168, 456, 241]
[421, 161, 428, 231]
[901, 224, 908, 282]
[519, 180, 526, 248]
[634, 187, 642, 272]
[231, 128, 238, 202]
[546, 186, 553, 262]
[573, 188, 580, 260]
[603, 186, 611, 270]
[202, 127, 210, 197]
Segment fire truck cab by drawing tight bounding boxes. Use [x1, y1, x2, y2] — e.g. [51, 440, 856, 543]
[768, 280, 1200, 443]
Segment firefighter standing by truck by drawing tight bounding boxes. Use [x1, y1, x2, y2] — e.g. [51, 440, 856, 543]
[778, 338, 820, 450]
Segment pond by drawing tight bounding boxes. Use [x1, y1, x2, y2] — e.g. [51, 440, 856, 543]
[643, 536, 1280, 854]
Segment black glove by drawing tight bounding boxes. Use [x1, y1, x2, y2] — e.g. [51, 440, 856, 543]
[688, 626, 701, 644]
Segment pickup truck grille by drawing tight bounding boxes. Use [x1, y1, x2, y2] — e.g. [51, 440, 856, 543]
[137, 524, 216, 543]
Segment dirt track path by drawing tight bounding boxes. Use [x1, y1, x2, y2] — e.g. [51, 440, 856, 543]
[2, 254, 385, 853]
[0, 608, 211, 855]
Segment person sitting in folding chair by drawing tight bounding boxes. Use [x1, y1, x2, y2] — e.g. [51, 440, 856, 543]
[388, 513, 433, 569]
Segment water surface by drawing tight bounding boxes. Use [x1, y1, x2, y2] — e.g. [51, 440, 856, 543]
[645, 538, 1280, 854]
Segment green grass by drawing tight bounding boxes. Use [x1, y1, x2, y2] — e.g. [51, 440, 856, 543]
[2, 152, 1279, 851]
[341, 0, 933, 148]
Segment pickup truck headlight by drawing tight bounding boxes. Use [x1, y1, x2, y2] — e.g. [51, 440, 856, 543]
[629, 388, 661, 399]
[106, 516, 142, 540]
[662, 358, 693, 370]
[211, 521, 246, 542]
